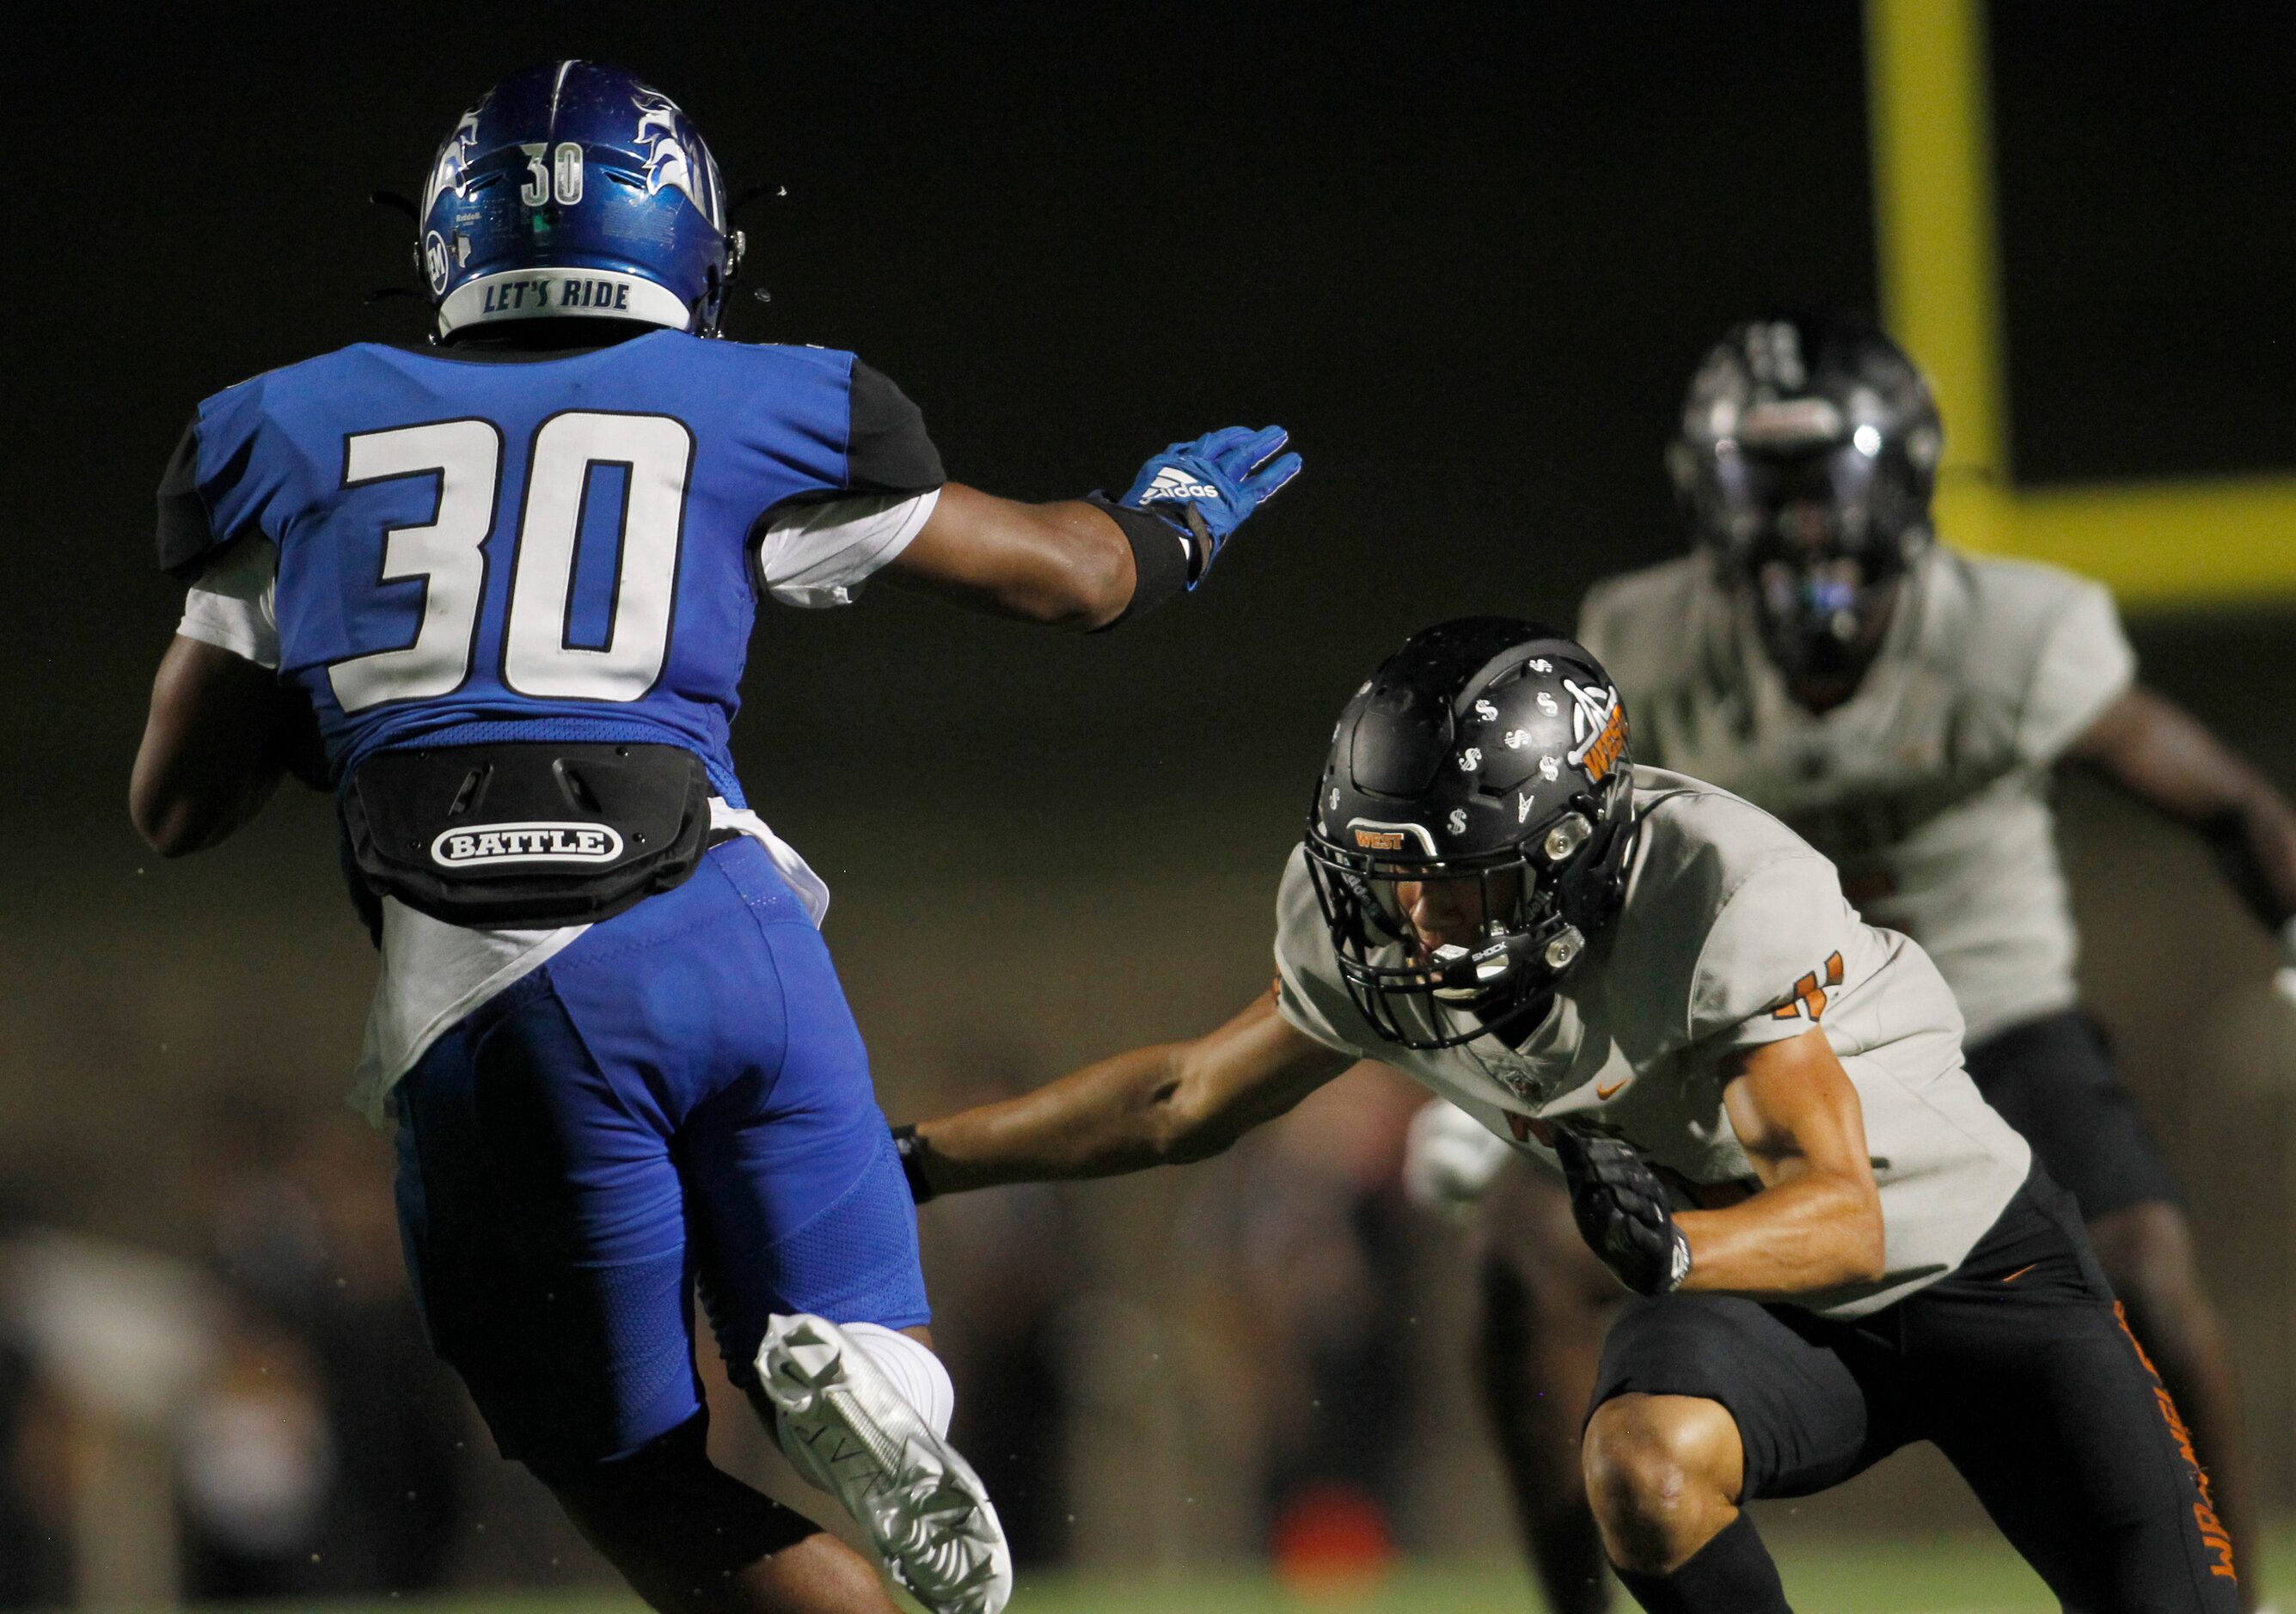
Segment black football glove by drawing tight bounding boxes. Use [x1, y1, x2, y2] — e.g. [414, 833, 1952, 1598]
[1552, 1127, 1692, 1296]
[891, 1123, 936, 1205]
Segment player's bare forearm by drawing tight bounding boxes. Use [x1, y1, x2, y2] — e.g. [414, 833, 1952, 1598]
[912, 994, 1351, 1194]
[1675, 1167, 1883, 1295]
[1680, 1030, 1885, 1295]
[885, 484, 1135, 629]
[131, 635, 296, 856]
[2073, 684, 2296, 928]
[915, 1041, 1198, 1190]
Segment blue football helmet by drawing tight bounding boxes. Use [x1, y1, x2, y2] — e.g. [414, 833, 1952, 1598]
[419, 62, 743, 339]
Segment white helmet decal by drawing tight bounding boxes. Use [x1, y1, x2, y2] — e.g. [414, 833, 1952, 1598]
[423, 100, 488, 220]
[633, 89, 723, 229]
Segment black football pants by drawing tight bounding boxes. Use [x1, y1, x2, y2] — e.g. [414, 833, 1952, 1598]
[1592, 1167, 2241, 1611]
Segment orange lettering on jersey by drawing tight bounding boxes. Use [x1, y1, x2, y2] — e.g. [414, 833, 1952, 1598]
[1769, 951, 1846, 1022]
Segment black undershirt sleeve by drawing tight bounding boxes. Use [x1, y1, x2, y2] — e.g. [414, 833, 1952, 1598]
[155, 417, 218, 579]
[845, 360, 946, 494]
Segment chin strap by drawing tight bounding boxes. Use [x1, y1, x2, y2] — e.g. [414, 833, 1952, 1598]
[1558, 791, 1638, 940]
[1487, 988, 1558, 1048]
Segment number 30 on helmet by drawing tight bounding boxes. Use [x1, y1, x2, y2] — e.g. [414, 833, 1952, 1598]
[418, 61, 743, 340]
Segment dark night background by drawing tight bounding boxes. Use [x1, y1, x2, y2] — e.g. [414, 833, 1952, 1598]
[15, 3, 2292, 865]
[4, 1, 2295, 1578]
[28, 3, 1895, 859]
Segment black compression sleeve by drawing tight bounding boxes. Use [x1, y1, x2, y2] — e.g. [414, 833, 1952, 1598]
[1086, 494, 1192, 631]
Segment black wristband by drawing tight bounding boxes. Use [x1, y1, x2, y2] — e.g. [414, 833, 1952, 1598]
[891, 1122, 936, 1205]
[1086, 493, 1194, 631]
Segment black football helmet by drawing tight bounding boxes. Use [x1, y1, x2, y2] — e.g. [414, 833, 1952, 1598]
[1304, 618, 1640, 1050]
[1668, 315, 1943, 682]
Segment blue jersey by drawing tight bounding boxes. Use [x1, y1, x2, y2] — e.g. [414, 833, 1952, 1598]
[156, 332, 942, 803]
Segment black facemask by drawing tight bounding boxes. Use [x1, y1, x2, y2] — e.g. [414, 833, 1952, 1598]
[1747, 548, 1901, 684]
[1707, 445, 1913, 688]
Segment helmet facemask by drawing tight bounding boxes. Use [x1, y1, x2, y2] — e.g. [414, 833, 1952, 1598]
[1708, 437, 1917, 683]
[1306, 798, 1615, 1051]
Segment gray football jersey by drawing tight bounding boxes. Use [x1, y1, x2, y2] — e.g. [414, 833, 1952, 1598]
[1274, 769, 2031, 1317]
[1578, 547, 2134, 1044]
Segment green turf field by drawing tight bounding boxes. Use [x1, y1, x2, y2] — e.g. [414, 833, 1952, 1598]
[991, 1521, 2281, 1611]
[291, 1522, 2288, 1613]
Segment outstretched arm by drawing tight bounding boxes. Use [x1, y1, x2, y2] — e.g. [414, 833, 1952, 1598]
[905, 993, 1356, 1195]
[1677, 1027, 1885, 1294]
[886, 486, 1136, 629]
[131, 637, 318, 856]
[885, 425, 1300, 631]
[2068, 684, 2296, 936]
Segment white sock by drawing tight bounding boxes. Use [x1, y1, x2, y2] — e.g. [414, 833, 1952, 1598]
[844, 1322, 955, 1439]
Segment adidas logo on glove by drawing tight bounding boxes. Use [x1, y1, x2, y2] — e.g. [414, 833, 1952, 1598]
[1142, 466, 1220, 503]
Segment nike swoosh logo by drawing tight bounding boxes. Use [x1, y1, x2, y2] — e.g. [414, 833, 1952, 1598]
[1595, 1078, 1630, 1100]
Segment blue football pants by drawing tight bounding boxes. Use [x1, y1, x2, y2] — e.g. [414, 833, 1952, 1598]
[391, 836, 928, 1477]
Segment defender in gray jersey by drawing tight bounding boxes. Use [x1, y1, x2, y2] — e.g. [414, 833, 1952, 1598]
[1423, 316, 2289, 1612]
[893, 620, 2239, 1611]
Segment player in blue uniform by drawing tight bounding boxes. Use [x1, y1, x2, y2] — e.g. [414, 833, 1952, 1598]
[130, 63, 1300, 1614]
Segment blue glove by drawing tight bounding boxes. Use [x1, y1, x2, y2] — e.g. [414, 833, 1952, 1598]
[1118, 425, 1301, 587]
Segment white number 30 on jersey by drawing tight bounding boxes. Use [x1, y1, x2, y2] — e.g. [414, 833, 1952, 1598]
[326, 412, 691, 713]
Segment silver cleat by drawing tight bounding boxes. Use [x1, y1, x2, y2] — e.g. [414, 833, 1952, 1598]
[756, 1313, 1013, 1614]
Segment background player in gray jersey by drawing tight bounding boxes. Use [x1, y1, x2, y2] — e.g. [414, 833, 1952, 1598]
[894, 620, 2240, 1611]
[1420, 315, 2294, 1612]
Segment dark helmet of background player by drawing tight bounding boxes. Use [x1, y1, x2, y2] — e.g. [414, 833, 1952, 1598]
[1304, 618, 1640, 1051]
[1668, 315, 1944, 685]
